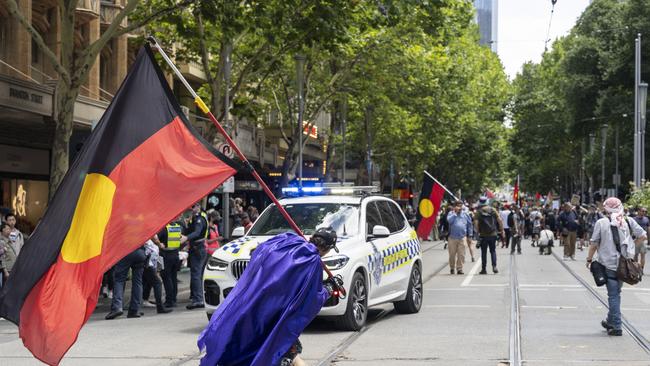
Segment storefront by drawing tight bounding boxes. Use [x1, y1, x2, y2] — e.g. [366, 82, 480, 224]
[0, 144, 50, 234]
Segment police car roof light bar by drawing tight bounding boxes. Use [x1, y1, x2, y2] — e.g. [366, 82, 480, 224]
[147, 37, 342, 291]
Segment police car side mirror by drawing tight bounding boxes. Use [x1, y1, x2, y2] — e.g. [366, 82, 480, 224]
[231, 226, 245, 238]
[372, 225, 390, 239]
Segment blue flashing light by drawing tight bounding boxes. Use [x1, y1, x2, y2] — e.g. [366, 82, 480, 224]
[282, 187, 300, 194]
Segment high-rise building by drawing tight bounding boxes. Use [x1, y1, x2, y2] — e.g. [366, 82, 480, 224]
[474, 0, 498, 52]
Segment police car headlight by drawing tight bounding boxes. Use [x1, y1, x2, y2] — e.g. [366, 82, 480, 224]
[207, 257, 229, 271]
[323, 255, 349, 270]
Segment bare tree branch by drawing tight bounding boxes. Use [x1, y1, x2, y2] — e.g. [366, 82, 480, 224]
[5, 0, 70, 84]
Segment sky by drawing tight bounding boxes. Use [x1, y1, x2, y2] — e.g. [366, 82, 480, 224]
[497, 0, 591, 79]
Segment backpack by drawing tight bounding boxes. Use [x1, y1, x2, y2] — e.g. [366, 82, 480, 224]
[478, 207, 497, 236]
[611, 218, 643, 285]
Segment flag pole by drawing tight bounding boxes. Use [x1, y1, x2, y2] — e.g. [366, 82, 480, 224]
[146, 37, 341, 286]
[423, 171, 459, 201]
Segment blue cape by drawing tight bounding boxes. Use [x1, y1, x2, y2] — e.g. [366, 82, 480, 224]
[198, 233, 329, 366]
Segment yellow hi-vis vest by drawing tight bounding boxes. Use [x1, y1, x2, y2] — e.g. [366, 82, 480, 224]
[166, 223, 182, 249]
[200, 212, 209, 239]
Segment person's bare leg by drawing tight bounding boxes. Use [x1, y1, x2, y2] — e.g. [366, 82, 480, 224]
[293, 356, 307, 366]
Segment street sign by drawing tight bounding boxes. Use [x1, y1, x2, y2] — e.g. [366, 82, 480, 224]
[217, 142, 235, 159]
[215, 177, 235, 193]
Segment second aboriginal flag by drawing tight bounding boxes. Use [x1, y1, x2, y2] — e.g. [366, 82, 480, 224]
[415, 173, 445, 240]
[0, 45, 240, 365]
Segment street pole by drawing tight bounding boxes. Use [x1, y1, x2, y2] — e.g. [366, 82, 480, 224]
[365, 105, 373, 186]
[580, 140, 585, 203]
[341, 96, 347, 185]
[640, 82, 648, 183]
[589, 133, 596, 202]
[601, 124, 608, 198]
[295, 55, 306, 190]
[223, 42, 232, 238]
[635, 34, 641, 187]
[615, 125, 619, 196]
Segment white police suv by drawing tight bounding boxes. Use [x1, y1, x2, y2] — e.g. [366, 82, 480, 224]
[203, 187, 423, 330]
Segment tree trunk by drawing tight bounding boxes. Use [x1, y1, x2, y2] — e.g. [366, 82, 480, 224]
[49, 81, 78, 198]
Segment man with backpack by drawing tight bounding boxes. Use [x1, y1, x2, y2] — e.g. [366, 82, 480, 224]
[587, 197, 646, 336]
[473, 196, 505, 274]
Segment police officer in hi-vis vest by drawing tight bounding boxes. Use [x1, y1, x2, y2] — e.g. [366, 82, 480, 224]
[154, 217, 184, 308]
[182, 202, 209, 309]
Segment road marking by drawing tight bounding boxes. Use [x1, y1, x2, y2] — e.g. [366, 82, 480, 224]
[461, 258, 482, 287]
[424, 288, 479, 291]
[470, 284, 508, 287]
[423, 305, 491, 308]
[521, 305, 578, 310]
[518, 288, 548, 291]
[519, 284, 582, 288]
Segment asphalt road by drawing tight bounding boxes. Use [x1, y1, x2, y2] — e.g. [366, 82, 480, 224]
[2, 239, 650, 365]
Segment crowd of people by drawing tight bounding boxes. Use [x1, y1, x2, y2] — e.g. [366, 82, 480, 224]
[433, 195, 649, 337]
[101, 198, 260, 320]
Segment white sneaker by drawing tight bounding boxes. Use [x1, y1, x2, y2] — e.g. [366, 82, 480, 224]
[142, 300, 156, 308]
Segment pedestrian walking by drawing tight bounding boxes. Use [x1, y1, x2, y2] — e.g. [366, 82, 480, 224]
[500, 205, 512, 249]
[183, 202, 209, 310]
[106, 245, 146, 320]
[587, 197, 647, 336]
[633, 207, 649, 270]
[559, 203, 580, 260]
[474, 197, 504, 274]
[439, 206, 450, 249]
[529, 207, 542, 247]
[446, 201, 473, 275]
[508, 205, 523, 255]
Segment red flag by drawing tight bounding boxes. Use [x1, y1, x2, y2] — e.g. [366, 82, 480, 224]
[415, 174, 445, 240]
[535, 192, 541, 201]
[0, 45, 239, 365]
[485, 188, 495, 199]
[513, 175, 519, 203]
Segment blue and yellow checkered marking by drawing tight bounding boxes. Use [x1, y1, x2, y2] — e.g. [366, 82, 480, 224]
[220, 238, 250, 255]
[367, 238, 421, 280]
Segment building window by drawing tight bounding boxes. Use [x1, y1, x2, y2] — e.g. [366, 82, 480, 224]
[0, 19, 6, 60]
[31, 39, 40, 64]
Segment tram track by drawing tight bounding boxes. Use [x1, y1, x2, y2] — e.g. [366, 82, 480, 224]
[315, 240, 447, 365]
[508, 254, 522, 366]
[551, 251, 650, 355]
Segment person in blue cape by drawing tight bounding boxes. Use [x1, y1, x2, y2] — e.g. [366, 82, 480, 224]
[198, 228, 342, 366]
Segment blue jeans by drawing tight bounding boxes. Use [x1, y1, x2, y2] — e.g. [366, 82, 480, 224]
[605, 269, 622, 330]
[111, 247, 146, 314]
[189, 245, 206, 304]
[480, 236, 497, 270]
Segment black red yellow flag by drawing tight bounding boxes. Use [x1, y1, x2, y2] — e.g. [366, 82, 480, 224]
[414, 173, 445, 240]
[0, 45, 240, 365]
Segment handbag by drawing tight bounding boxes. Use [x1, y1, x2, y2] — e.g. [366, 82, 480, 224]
[611, 220, 643, 285]
[590, 260, 607, 287]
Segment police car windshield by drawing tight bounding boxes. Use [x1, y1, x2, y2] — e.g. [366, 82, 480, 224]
[249, 203, 360, 238]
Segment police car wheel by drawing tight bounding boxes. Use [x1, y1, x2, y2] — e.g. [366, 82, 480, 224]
[393, 263, 423, 314]
[335, 271, 367, 331]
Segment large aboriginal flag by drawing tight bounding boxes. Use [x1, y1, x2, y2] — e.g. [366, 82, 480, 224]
[414, 173, 445, 240]
[0, 45, 240, 365]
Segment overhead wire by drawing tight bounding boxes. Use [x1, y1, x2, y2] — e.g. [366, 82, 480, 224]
[544, 0, 558, 52]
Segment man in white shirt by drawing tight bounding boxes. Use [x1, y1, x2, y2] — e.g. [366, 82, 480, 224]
[500, 205, 512, 249]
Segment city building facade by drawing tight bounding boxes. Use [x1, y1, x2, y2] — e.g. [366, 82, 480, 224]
[474, 0, 498, 52]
